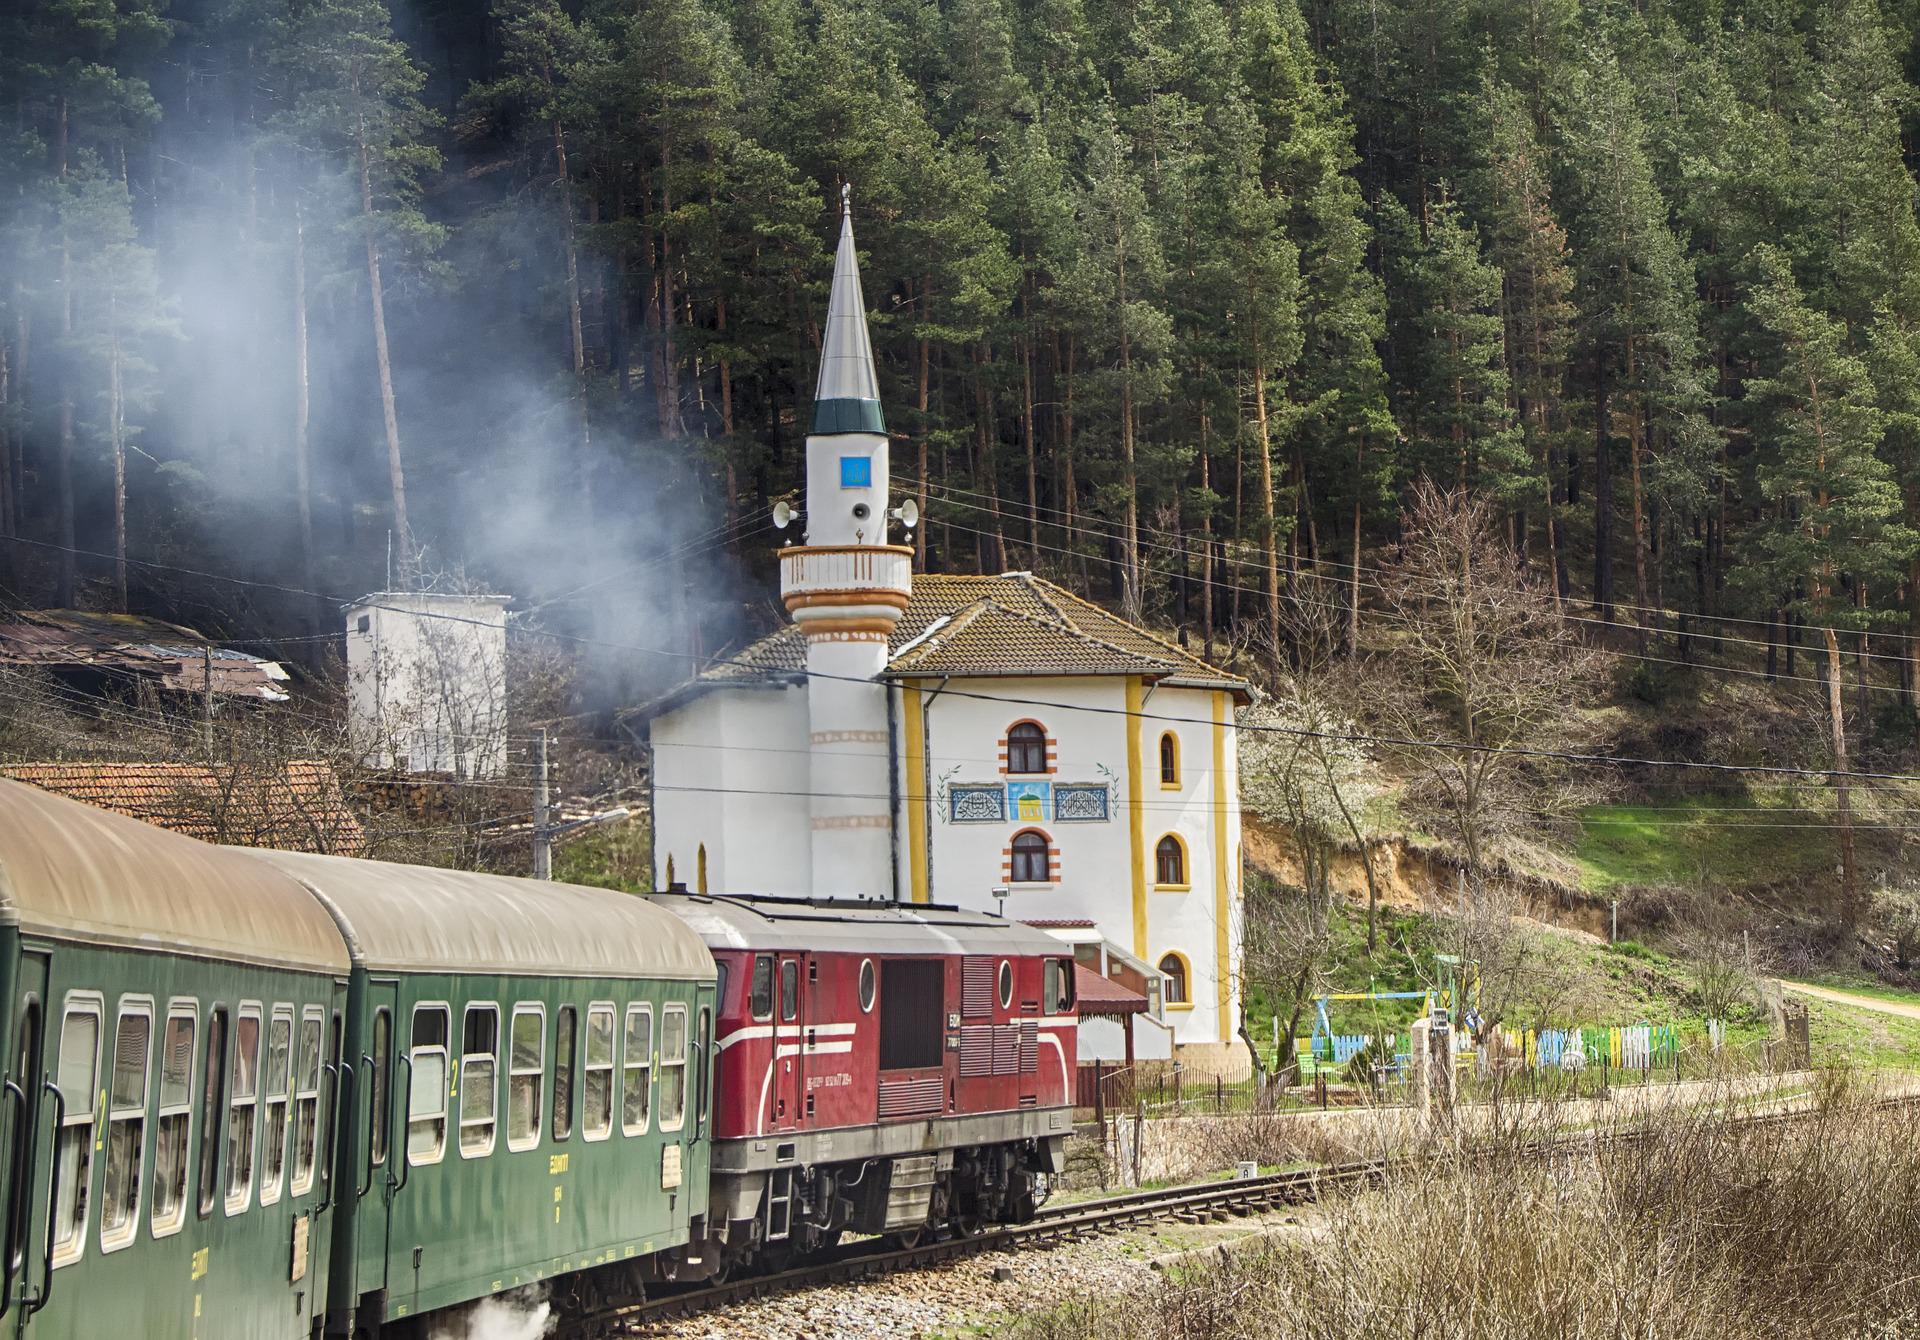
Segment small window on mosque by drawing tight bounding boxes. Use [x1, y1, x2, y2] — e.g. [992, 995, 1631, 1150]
[839, 456, 872, 488]
[1159, 954, 1189, 1006]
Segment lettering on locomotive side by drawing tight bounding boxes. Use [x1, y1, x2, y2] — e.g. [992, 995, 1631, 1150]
[190, 1247, 209, 1281]
[806, 1072, 852, 1091]
[549, 1152, 569, 1175]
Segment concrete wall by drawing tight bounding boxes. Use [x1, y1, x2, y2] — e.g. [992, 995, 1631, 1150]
[344, 593, 509, 778]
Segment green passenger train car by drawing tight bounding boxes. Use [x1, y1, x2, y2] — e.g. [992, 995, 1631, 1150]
[0, 778, 353, 1339]
[252, 851, 716, 1335]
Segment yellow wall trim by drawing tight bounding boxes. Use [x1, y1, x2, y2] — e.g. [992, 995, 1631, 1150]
[1126, 676, 1148, 959]
[904, 681, 930, 904]
[1212, 690, 1232, 1043]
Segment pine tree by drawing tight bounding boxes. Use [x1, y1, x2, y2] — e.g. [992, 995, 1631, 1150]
[272, 0, 444, 570]
[1742, 244, 1914, 922]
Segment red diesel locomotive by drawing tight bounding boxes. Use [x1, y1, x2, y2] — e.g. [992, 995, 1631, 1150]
[653, 894, 1078, 1272]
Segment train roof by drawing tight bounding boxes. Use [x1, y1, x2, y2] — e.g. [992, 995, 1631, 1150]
[251, 849, 714, 981]
[651, 893, 1070, 958]
[0, 778, 350, 973]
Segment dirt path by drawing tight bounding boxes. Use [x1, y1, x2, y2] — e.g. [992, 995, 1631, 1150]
[1782, 981, 1920, 1020]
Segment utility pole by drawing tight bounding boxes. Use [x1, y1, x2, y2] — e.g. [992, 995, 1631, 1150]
[532, 727, 551, 880]
[202, 644, 214, 758]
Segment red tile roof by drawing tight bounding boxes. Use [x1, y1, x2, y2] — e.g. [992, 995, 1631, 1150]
[1075, 963, 1149, 1015]
[2, 760, 366, 854]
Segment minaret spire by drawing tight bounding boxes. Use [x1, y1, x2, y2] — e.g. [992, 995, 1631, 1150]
[812, 184, 885, 435]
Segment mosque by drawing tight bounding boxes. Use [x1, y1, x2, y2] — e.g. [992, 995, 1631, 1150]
[636, 192, 1251, 1061]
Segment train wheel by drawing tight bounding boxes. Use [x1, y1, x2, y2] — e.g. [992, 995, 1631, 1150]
[950, 1214, 985, 1238]
[889, 1228, 926, 1251]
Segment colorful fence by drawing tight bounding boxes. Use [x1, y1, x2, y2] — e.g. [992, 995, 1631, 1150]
[1491, 1023, 1681, 1071]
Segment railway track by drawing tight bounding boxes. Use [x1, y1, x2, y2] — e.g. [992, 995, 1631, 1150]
[567, 1089, 1920, 1336]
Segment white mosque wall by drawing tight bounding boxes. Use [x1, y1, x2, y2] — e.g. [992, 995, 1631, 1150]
[902, 675, 1242, 1048]
[650, 686, 812, 896]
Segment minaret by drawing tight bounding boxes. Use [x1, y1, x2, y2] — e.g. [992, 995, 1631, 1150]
[780, 187, 912, 901]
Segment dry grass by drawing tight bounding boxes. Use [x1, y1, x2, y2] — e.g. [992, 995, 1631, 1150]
[1022, 1076, 1920, 1339]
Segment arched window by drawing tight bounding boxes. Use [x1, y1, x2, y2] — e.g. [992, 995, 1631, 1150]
[1158, 953, 1189, 1006]
[1154, 834, 1187, 888]
[1159, 732, 1179, 786]
[1006, 722, 1048, 775]
[1010, 830, 1051, 883]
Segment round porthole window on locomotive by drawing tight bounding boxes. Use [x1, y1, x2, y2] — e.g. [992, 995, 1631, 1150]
[859, 959, 876, 1012]
[998, 960, 1013, 1009]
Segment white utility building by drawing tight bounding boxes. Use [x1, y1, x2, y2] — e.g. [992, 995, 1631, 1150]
[344, 591, 511, 778]
[637, 192, 1252, 1059]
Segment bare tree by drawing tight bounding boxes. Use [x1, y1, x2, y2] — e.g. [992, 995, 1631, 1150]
[1368, 482, 1600, 890]
[1238, 873, 1338, 1085]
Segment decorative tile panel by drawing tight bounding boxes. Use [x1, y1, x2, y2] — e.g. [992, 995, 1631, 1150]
[949, 784, 1006, 823]
[1053, 783, 1110, 823]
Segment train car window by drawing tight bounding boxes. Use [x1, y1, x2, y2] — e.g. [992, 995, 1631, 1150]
[370, 1010, 391, 1166]
[224, 1004, 262, 1215]
[51, 996, 103, 1267]
[659, 1006, 687, 1132]
[621, 1005, 652, 1136]
[507, 1006, 544, 1152]
[459, 1005, 499, 1158]
[713, 963, 729, 1011]
[100, 998, 154, 1251]
[749, 957, 773, 1021]
[583, 1004, 615, 1141]
[292, 1008, 324, 1196]
[151, 1005, 196, 1238]
[779, 962, 798, 1023]
[196, 1008, 228, 1219]
[552, 1006, 576, 1142]
[697, 1007, 713, 1128]
[859, 960, 877, 1013]
[259, 1007, 293, 1206]
[407, 1006, 449, 1165]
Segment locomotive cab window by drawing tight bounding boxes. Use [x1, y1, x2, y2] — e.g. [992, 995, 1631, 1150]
[151, 1004, 196, 1237]
[408, 1006, 450, 1165]
[101, 998, 154, 1251]
[259, 1006, 293, 1206]
[553, 1006, 576, 1142]
[52, 995, 103, 1266]
[292, 1008, 324, 1195]
[659, 1006, 687, 1132]
[196, 1008, 228, 1220]
[1045, 959, 1076, 1014]
[622, 1005, 652, 1136]
[460, 1005, 499, 1158]
[583, 1004, 615, 1141]
[508, 1005, 544, 1152]
[749, 956, 774, 1021]
[779, 961, 799, 1022]
[225, 1005, 262, 1216]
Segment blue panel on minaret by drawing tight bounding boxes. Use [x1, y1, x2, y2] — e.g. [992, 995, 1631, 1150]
[839, 456, 873, 488]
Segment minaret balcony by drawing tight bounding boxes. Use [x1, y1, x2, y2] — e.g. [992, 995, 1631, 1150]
[780, 544, 913, 621]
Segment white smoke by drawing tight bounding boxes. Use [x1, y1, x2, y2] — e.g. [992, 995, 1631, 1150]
[426, 1288, 555, 1340]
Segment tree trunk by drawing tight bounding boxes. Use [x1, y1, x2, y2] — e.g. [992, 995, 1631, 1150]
[1825, 625, 1860, 925]
[55, 99, 75, 606]
[554, 117, 592, 508]
[357, 121, 411, 568]
[657, 130, 682, 437]
[1117, 240, 1141, 619]
[973, 344, 1004, 573]
[293, 206, 322, 652]
[1592, 352, 1612, 622]
[109, 307, 126, 611]
[1252, 348, 1280, 650]
[916, 304, 931, 568]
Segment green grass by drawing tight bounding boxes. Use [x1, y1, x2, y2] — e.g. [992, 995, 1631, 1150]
[1572, 793, 1838, 892]
[551, 815, 652, 892]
